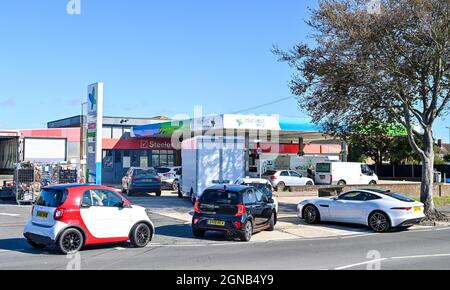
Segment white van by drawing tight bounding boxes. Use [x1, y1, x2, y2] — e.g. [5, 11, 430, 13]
[314, 162, 378, 185]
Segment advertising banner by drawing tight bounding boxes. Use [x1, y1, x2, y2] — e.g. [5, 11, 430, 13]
[87, 82, 103, 184]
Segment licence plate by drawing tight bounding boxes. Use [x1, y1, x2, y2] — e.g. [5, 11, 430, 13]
[207, 220, 225, 226]
[414, 206, 422, 213]
[320, 175, 325, 179]
[142, 179, 152, 182]
[36, 211, 48, 218]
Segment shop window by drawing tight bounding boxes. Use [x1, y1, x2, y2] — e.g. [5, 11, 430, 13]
[102, 126, 112, 139]
[112, 127, 123, 139]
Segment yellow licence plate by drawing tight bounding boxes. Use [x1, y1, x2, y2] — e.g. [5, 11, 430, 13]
[207, 220, 225, 226]
[414, 206, 422, 213]
[36, 211, 48, 218]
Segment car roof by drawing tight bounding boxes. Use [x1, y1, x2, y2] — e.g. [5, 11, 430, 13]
[238, 178, 269, 184]
[205, 184, 252, 192]
[43, 183, 97, 190]
[355, 188, 392, 194]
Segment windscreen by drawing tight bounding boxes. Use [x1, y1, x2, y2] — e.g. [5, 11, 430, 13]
[315, 163, 331, 173]
[200, 190, 241, 205]
[382, 192, 415, 202]
[155, 168, 171, 174]
[134, 169, 157, 177]
[35, 189, 67, 208]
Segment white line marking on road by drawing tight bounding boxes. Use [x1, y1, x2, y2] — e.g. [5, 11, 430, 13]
[334, 258, 387, 270]
[391, 253, 450, 260]
[335, 253, 450, 269]
[0, 213, 20, 217]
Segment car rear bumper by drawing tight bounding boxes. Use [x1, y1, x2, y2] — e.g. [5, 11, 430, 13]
[23, 219, 67, 244]
[24, 232, 55, 245]
[391, 212, 425, 227]
[397, 218, 424, 227]
[192, 216, 244, 234]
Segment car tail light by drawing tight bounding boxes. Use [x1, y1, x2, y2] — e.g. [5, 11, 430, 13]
[233, 221, 241, 229]
[132, 178, 140, 181]
[193, 217, 199, 224]
[235, 203, 246, 216]
[31, 204, 35, 215]
[270, 176, 277, 181]
[391, 207, 412, 211]
[330, 175, 333, 184]
[54, 208, 66, 220]
[154, 177, 161, 181]
[194, 201, 200, 213]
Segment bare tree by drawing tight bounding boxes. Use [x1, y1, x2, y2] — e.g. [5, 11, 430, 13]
[275, 0, 449, 219]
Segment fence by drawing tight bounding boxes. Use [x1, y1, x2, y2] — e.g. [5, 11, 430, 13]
[369, 164, 450, 181]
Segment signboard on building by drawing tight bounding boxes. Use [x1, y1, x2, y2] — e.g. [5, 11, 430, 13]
[223, 114, 281, 130]
[87, 82, 104, 184]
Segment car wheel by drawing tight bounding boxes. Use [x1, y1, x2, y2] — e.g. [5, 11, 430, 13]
[155, 190, 161, 197]
[368, 211, 391, 232]
[303, 205, 320, 224]
[277, 182, 286, 192]
[27, 239, 47, 249]
[306, 181, 313, 186]
[337, 180, 346, 185]
[192, 227, 205, 238]
[369, 180, 377, 185]
[130, 223, 152, 247]
[172, 180, 179, 191]
[240, 220, 253, 242]
[57, 228, 84, 254]
[267, 212, 276, 231]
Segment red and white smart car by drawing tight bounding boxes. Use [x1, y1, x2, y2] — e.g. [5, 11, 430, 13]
[23, 184, 155, 254]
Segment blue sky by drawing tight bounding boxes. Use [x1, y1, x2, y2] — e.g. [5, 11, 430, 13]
[0, 0, 449, 141]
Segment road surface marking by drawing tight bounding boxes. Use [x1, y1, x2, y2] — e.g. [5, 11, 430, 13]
[334, 258, 387, 270]
[335, 253, 450, 269]
[391, 253, 450, 260]
[0, 213, 20, 217]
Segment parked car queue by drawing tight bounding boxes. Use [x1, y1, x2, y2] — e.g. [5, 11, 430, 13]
[22, 181, 425, 255]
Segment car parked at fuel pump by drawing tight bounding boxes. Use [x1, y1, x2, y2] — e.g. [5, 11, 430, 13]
[121, 167, 162, 196]
[155, 166, 181, 191]
[263, 170, 314, 191]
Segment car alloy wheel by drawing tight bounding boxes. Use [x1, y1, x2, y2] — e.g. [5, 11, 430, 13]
[132, 223, 151, 247]
[369, 212, 389, 232]
[306, 181, 313, 186]
[303, 205, 319, 224]
[59, 228, 83, 254]
[242, 221, 253, 242]
[172, 180, 179, 191]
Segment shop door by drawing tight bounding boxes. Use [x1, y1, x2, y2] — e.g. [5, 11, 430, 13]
[113, 150, 127, 185]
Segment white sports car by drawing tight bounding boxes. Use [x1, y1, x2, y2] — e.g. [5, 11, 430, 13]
[297, 188, 425, 232]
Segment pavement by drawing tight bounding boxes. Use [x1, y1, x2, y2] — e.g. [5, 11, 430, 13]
[1, 190, 450, 269]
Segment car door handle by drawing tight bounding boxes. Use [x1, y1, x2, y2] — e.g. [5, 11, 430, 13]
[319, 204, 329, 208]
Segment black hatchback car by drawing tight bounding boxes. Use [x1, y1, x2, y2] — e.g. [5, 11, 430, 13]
[192, 185, 276, 242]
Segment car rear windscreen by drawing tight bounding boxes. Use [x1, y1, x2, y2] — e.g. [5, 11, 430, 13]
[134, 169, 157, 177]
[200, 190, 241, 205]
[315, 163, 331, 173]
[263, 170, 277, 176]
[382, 192, 415, 202]
[35, 189, 67, 207]
[155, 168, 171, 174]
